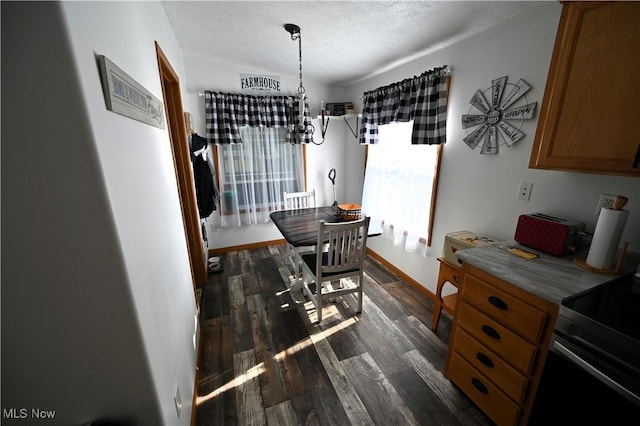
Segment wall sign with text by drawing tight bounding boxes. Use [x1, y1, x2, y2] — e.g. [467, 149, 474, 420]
[240, 73, 281, 92]
[98, 55, 165, 129]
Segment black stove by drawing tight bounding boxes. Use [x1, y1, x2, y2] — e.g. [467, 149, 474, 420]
[552, 271, 640, 406]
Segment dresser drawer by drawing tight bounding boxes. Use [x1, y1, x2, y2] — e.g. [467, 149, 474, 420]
[438, 258, 463, 286]
[452, 327, 529, 403]
[457, 302, 538, 374]
[449, 351, 521, 426]
[463, 274, 548, 343]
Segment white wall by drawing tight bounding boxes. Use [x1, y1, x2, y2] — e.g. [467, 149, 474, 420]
[2, 2, 197, 425]
[344, 2, 640, 294]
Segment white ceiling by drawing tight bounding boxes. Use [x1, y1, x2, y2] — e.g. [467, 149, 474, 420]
[162, 1, 549, 87]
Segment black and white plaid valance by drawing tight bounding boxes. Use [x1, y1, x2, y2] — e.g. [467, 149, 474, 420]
[360, 66, 449, 145]
[205, 91, 312, 144]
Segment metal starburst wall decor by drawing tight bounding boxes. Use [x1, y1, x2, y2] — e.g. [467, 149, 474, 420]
[462, 76, 537, 154]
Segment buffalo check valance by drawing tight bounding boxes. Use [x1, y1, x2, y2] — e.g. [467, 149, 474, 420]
[205, 91, 312, 144]
[360, 66, 449, 145]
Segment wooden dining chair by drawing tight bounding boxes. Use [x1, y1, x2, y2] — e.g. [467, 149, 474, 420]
[283, 190, 317, 288]
[300, 216, 370, 323]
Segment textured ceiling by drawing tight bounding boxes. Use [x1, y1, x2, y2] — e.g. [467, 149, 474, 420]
[162, 1, 549, 87]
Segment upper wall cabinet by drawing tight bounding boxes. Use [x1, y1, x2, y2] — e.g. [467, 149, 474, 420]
[529, 1, 640, 176]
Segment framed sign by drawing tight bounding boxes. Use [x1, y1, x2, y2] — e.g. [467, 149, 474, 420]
[98, 55, 165, 129]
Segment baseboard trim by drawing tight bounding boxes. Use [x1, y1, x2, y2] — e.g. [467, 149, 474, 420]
[191, 316, 202, 426]
[208, 239, 286, 256]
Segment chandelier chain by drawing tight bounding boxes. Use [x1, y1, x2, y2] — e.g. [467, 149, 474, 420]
[284, 23, 325, 145]
[297, 34, 305, 94]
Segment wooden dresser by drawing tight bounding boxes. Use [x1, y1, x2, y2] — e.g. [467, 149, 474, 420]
[445, 262, 557, 425]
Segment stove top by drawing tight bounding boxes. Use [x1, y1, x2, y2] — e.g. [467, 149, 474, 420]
[561, 272, 640, 342]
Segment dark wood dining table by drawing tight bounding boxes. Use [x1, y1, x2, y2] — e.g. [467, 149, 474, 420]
[270, 205, 380, 248]
[270, 206, 344, 247]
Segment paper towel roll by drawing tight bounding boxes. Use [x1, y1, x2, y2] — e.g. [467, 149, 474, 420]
[586, 208, 629, 269]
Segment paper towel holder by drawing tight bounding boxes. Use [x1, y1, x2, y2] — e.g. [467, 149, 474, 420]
[613, 196, 628, 210]
[573, 195, 629, 274]
[573, 241, 628, 275]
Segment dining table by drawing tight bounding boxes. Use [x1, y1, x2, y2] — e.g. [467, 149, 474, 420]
[270, 205, 380, 248]
[270, 205, 342, 247]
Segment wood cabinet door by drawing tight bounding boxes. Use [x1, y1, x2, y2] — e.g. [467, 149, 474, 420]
[529, 2, 640, 176]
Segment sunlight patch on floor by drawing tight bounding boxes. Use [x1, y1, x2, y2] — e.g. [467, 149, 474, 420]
[309, 315, 359, 344]
[196, 316, 358, 406]
[272, 314, 358, 363]
[196, 362, 266, 405]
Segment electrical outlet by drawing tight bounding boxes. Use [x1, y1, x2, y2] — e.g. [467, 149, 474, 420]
[595, 193, 617, 215]
[517, 181, 533, 201]
[174, 386, 182, 418]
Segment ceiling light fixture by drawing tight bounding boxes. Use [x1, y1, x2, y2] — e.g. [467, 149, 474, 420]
[284, 23, 327, 144]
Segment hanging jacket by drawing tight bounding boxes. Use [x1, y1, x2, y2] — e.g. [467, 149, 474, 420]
[190, 133, 219, 218]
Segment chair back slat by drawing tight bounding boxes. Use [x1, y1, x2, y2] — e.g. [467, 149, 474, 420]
[284, 190, 316, 210]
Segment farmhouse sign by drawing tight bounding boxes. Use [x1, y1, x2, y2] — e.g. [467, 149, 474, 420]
[98, 55, 165, 129]
[240, 73, 281, 92]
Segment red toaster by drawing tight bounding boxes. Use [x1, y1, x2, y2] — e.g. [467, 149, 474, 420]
[514, 213, 584, 256]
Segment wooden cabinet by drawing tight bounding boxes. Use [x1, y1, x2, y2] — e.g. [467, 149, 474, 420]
[445, 263, 557, 426]
[529, 1, 640, 176]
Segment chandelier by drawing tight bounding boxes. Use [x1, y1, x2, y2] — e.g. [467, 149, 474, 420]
[284, 23, 327, 145]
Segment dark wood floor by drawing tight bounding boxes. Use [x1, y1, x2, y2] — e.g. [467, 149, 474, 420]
[195, 245, 493, 425]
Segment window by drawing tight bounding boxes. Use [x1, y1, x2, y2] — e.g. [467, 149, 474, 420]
[361, 120, 442, 254]
[215, 126, 305, 227]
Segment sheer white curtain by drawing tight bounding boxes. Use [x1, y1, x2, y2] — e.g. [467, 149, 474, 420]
[218, 126, 304, 227]
[361, 121, 439, 254]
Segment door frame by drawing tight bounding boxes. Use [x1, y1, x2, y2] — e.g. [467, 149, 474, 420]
[155, 42, 208, 289]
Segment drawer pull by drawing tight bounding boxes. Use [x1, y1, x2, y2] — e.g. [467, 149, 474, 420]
[482, 325, 501, 340]
[488, 295, 508, 310]
[471, 378, 489, 394]
[453, 274, 460, 283]
[476, 352, 494, 368]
